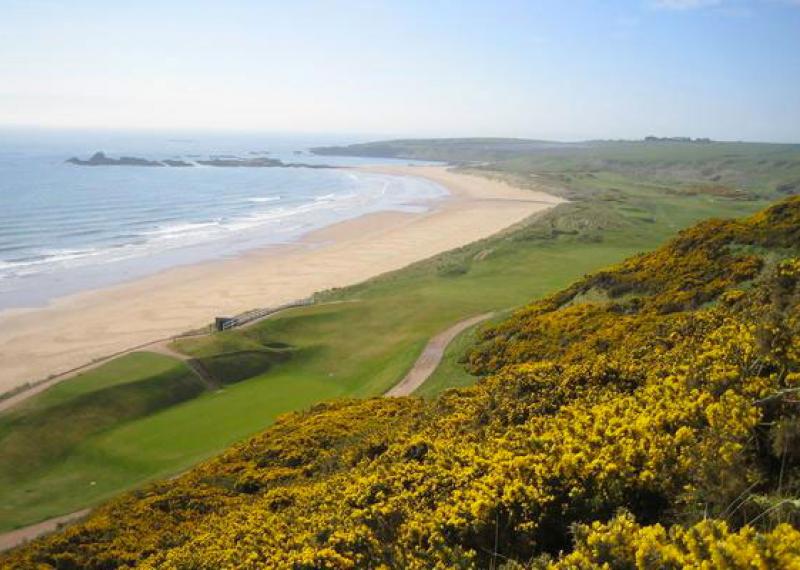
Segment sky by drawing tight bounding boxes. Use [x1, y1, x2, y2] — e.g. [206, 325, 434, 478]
[0, 0, 799, 142]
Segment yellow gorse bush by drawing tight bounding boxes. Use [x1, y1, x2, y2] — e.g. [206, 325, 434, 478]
[3, 197, 800, 568]
[553, 513, 800, 569]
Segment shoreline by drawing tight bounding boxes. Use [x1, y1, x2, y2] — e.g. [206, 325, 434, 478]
[0, 165, 564, 396]
[0, 166, 445, 314]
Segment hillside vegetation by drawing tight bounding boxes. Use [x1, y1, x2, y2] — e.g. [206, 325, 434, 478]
[4, 197, 800, 568]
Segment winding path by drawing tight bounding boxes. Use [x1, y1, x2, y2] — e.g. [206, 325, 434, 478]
[145, 342, 219, 390]
[0, 312, 493, 552]
[385, 312, 494, 397]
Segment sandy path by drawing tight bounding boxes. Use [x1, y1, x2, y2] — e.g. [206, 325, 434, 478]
[385, 312, 494, 397]
[0, 336, 203, 414]
[0, 510, 90, 552]
[0, 165, 563, 396]
[146, 342, 219, 390]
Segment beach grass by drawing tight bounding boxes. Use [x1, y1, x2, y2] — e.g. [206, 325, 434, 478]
[0, 142, 792, 531]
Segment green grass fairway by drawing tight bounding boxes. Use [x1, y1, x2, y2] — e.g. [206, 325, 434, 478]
[0, 352, 201, 529]
[1, 140, 793, 531]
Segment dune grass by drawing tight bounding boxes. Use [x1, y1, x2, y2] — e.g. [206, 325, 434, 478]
[0, 149, 784, 531]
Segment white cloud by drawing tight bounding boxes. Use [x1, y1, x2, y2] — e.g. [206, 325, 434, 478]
[653, 0, 723, 9]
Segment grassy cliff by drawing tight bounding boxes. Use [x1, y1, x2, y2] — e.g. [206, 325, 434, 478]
[4, 197, 800, 568]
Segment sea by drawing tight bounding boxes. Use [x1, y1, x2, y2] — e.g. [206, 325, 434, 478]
[0, 129, 445, 310]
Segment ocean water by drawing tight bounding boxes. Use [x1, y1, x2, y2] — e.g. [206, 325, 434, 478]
[0, 129, 445, 310]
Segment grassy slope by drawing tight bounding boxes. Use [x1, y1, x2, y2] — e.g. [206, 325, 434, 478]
[0, 140, 794, 531]
[0, 353, 200, 529]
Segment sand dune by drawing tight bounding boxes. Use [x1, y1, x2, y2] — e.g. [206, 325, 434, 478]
[0, 166, 563, 395]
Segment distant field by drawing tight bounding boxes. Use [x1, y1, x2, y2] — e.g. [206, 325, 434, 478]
[0, 139, 794, 531]
[314, 138, 800, 197]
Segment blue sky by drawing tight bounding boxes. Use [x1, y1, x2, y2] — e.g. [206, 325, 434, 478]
[1, 0, 798, 141]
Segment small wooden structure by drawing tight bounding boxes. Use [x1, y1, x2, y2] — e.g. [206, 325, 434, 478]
[212, 298, 315, 333]
[214, 317, 235, 332]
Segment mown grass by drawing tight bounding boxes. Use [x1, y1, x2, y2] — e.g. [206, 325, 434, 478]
[0, 352, 200, 529]
[0, 142, 790, 531]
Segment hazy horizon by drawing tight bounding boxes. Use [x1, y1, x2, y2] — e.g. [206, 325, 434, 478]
[2, 0, 800, 143]
[2, 125, 799, 146]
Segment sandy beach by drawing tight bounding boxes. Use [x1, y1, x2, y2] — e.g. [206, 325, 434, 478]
[0, 165, 563, 395]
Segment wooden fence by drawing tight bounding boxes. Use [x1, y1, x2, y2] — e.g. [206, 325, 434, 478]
[215, 297, 314, 331]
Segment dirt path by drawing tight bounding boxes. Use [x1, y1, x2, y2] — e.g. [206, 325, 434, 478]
[385, 312, 494, 397]
[145, 342, 219, 390]
[0, 509, 90, 552]
[0, 336, 197, 415]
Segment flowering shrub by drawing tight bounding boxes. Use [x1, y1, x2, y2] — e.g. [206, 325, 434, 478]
[3, 197, 800, 569]
[553, 513, 800, 569]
